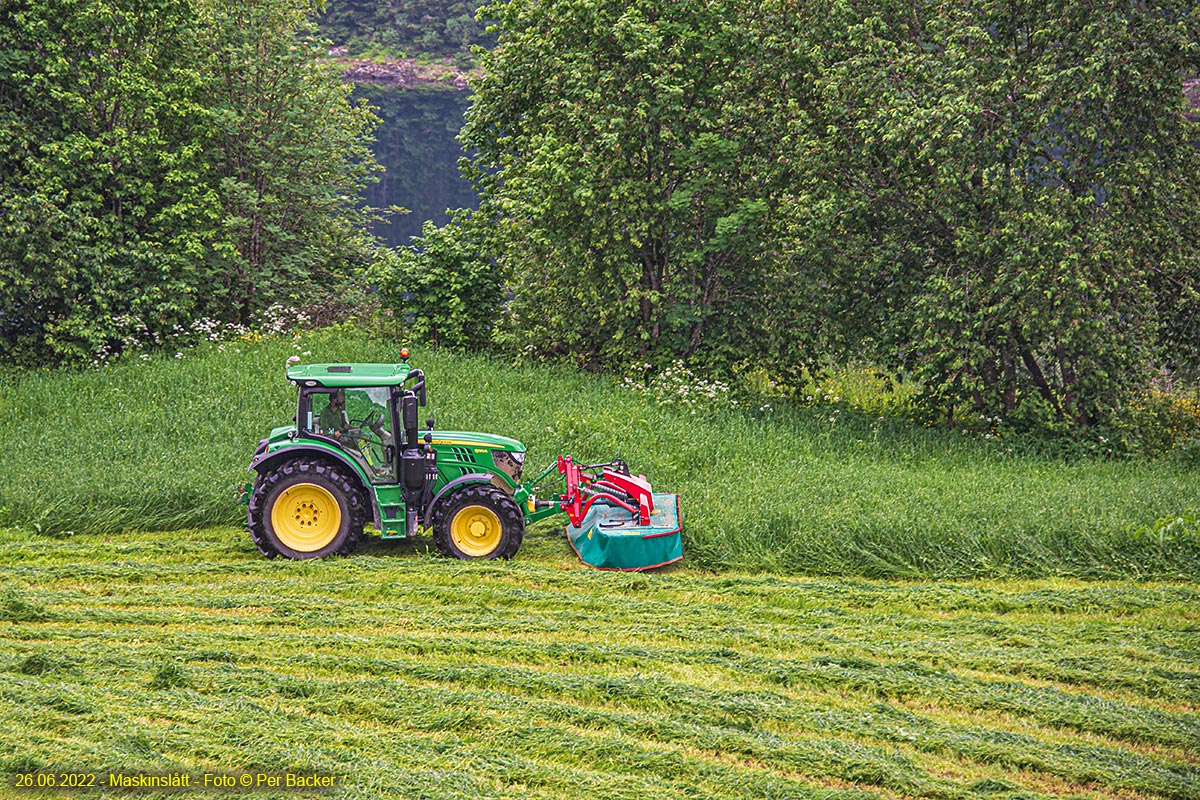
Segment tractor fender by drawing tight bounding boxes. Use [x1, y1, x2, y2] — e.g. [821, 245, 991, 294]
[249, 443, 379, 530]
[427, 473, 495, 520]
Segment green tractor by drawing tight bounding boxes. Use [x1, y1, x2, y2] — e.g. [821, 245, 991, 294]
[243, 352, 683, 570]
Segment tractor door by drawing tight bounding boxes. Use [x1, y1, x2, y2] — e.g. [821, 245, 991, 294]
[308, 387, 397, 482]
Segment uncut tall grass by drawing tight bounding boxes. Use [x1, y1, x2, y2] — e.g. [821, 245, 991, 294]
[1, 327, 1196, 579]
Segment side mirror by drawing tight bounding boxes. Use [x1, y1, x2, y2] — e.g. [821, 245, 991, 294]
[408, 369, 426, 406]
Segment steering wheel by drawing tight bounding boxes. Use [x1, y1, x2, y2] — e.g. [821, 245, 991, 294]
[345, 409, 386, 454]
[351, 408, 385, 428]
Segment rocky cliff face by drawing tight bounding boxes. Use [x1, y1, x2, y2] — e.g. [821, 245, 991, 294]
[331, 52, 476, 90]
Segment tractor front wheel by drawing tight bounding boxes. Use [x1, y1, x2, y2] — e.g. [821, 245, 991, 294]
[249, 458, 365, 559]
[432, 484, 523, 560]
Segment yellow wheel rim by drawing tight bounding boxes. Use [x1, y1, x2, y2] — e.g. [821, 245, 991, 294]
[450, 505, 503, 557]
[271, 483, 342, 552]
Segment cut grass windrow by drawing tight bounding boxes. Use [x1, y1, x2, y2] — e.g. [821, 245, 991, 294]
[2, 527, 1198, 800]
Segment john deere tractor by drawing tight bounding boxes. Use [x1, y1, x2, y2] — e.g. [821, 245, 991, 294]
[243, 351, 683, 570]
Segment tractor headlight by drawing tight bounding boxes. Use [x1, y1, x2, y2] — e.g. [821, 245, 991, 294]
[494, 450, 525, 483]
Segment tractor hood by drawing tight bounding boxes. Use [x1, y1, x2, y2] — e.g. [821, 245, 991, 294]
[429, 430, 525, 453]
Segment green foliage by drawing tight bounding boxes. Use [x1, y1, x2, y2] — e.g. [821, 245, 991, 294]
[317, 0, 493, 58]
[797, 364, 920, 419]
[2, 526, 1198, 799]
[369, 217, 500, 350]
[1110, 383, 1200, 459]
[1129, 509, 1199, 550]
[0, 0, 384, 367]
[0, 0, 217, 366]
[462, 0, 796, 368]
[460, 0, 1200, 435]
[621, 361, 738, 414]
[192, 0, 385, 321]
[789, 0, 1200, 434]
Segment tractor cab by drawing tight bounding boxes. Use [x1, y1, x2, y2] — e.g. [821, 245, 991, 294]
[286, 360, 423, 484]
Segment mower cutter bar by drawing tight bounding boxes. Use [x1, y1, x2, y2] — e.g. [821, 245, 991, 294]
[517, 454, 684, 571]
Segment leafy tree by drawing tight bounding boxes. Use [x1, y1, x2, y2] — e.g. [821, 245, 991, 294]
[0, 0, 384, 366]
[461, 0, 1200, 434]
[461, 0, 797, 369]
[789, 0, 1200, 430]
[193, 0, 383, 323]
[0, 0, 218, 364]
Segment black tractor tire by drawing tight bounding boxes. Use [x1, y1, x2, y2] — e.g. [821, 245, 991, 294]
[431, 484, 524, 560]
[248, 458, 366, 559]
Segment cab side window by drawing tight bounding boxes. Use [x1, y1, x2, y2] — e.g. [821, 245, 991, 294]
[305, 388, 395, 483]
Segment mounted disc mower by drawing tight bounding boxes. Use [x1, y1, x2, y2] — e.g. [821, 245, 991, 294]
[240, 352, 682, 570]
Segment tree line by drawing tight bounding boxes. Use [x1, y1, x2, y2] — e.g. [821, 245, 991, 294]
[317, 0, 493, 58]
[4, 0, 1199, 440]
[391, 0, 1200, 436]
[0, 0, 381, 366]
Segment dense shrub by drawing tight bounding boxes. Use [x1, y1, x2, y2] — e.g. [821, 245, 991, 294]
[0, 0, 383, 367]
[368, 217, 500, 351]
[454, 0, 1200, 438]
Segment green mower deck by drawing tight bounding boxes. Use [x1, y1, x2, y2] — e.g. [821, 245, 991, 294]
[565, 492, 683, 571]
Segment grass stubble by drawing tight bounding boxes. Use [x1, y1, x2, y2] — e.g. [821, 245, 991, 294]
[0, 527, 1197, 800]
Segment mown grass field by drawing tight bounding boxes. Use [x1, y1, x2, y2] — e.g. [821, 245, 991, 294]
[2, 526, 1199, 800]
[1, 328, 1198, 798]
[0, 327, 1197, 579]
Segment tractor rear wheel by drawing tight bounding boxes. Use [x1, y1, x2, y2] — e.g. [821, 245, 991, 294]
[249, 458, 365, 559]
[432, 484, 523, 560]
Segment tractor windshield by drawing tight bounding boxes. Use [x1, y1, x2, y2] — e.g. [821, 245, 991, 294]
[310, 387, 395, 482]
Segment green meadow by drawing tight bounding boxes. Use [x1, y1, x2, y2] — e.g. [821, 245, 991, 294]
[0, 327, 1196, 578]
[1, 327, 1198, 799]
